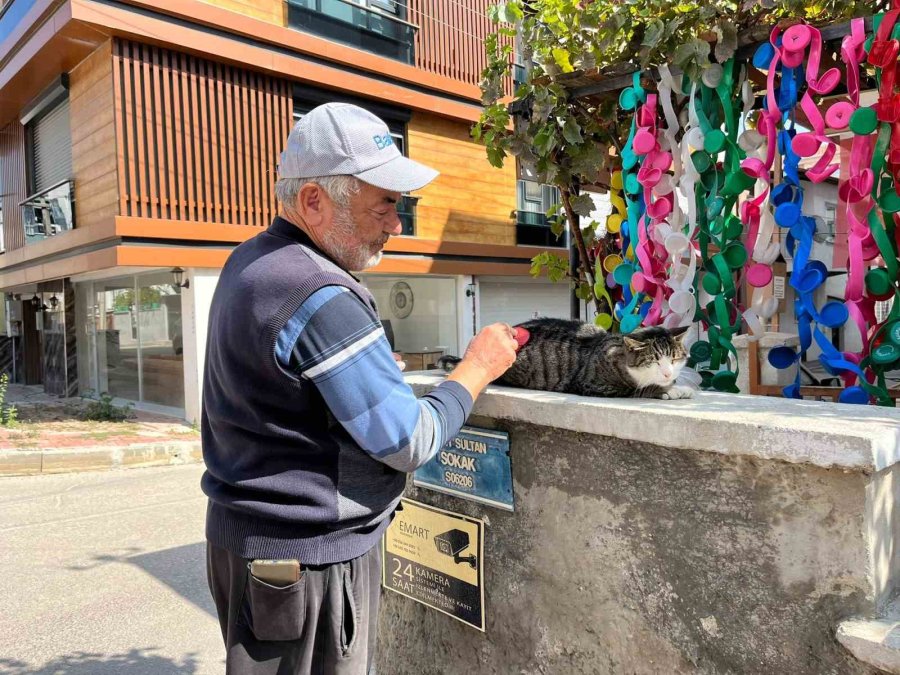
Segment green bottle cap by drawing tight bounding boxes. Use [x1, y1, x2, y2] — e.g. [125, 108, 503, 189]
[849, 107, 878, 136]
[879, 187, 900, 214]
[888, 320, 900, 347]
[691, 151, 712, 173]
[866, 267, 893, 297]
[690, 341, 712, 362]
[871, 343, 900, 365]
[702, 271, 722, 295]
[712, 370, 739, 393]
[704, 130, 727, 155]
[723, 242, 748, 269]
[724, 214, 744, 239]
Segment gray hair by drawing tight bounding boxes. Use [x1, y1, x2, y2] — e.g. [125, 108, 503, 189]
[275, 175, 361, 210]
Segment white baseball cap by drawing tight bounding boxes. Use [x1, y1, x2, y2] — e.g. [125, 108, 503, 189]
[278, 102, 438, 192]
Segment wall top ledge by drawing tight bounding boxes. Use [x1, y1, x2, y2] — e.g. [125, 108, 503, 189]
[405, 373, 900, 473]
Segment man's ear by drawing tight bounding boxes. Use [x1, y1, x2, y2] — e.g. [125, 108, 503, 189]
[297, 182, 327, 228]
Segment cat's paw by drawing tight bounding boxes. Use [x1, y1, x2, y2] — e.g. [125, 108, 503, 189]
[660, 385, 694, 400]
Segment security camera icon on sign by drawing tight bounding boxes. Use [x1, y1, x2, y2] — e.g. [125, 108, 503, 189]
[434, 529, 477, 569]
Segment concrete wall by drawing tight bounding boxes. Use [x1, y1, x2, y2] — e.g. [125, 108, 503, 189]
[380, 375, 900, 674]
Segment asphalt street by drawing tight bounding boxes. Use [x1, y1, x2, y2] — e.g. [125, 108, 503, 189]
[0, 464, 223, 674]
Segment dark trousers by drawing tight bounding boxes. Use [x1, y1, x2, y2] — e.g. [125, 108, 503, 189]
[206, 542, 382, 675]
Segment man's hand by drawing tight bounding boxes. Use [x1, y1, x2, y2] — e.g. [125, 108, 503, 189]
[447, 323, 518, 401]
[392, 352, 407, 372]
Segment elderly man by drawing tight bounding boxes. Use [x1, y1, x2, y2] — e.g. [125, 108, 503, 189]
[202, 102, 518, 674]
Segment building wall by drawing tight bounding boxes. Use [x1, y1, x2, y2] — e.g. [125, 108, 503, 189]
[0, 121, 26, 251]
[408, 112, 517, 245]
[70, 41, 118, 231]
[200, 0, 284, 24]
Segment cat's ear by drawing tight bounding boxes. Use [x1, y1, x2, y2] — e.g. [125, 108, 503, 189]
[623, 336, 648, 351]
[670, 325, 690, 342]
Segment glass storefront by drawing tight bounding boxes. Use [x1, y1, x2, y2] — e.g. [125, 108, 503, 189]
[75, 272, 184, 410]
[362, 275, 459, 369]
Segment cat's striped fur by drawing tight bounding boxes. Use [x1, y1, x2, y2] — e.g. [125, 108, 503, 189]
[442, 318, 692, 399]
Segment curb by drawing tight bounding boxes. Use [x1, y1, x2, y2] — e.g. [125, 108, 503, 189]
[0, 440, 202, 477]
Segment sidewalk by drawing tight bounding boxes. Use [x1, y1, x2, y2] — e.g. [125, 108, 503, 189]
[0, 386, 200, 477]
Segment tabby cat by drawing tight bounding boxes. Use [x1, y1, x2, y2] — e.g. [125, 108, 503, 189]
[442, 318, 693, 400]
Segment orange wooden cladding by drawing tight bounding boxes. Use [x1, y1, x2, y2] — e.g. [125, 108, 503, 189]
[407, 110, 517, 245]
[0, 121, 26, 251]
[112, 39, 292, 226]
[70, 40, 118, 233]
[407, 0, 513, 92]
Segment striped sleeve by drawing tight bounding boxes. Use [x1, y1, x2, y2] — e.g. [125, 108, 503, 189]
[275, 286, 473, 472]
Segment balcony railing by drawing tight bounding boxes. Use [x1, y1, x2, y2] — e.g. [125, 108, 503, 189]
[407, 0, 513, 91]
[286, 0, 512, 92]
[286, 0, 416, 64]
[20, 180, 74, 245]
[516, 210, 567, 248]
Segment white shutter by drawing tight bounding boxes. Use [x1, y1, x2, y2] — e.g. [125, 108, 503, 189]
[478, 277, 578, 328]
[31, 99, 72, 194]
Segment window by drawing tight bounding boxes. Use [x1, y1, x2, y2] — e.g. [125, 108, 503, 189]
[292, 90, 416, 235]
[285, 0, 415, 64]
[22, 95, 74, 244]
[27, 97, 72, 195]
[513, 28, 529, 86]
[76, 273, 185, 410]
[816, 201, 837, 244]
[516, 180, 565, 247]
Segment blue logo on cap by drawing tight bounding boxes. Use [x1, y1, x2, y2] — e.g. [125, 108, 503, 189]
[373, 133, 394, 150]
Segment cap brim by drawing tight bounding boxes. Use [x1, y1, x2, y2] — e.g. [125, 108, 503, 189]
[354, 154, 438, 192]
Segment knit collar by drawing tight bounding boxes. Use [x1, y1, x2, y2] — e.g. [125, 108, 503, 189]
[267, 216, 361, 280]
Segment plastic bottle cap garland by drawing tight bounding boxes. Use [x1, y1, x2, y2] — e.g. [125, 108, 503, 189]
[595, 10, 900, 404]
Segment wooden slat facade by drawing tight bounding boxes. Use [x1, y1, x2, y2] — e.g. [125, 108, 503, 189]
[407, 111, 517, 245]
[407, 0, 512, 92]
[0, 121, 26, 252]
[70, 40, 118, 232]
[112, 39, 291, 226]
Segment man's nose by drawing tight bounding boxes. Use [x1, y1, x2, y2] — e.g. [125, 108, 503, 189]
[385, 211, 403, 236]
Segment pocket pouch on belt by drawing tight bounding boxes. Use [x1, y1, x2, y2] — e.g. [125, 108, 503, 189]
[245, 573, 307, 641]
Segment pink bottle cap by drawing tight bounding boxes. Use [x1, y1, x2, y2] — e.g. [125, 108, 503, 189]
[746, 263, 774, 288]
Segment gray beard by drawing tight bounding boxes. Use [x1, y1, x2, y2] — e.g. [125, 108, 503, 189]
[324, 208, 384, 271]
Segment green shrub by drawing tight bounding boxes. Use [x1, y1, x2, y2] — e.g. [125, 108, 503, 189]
[0, 373, 18, 426]
[80, 390, 134, 422]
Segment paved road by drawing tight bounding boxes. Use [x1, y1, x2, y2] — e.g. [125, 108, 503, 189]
[0, 464, 223, 674]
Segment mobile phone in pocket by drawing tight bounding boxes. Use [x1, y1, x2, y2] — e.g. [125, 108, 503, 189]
[249, 559, 301, 587]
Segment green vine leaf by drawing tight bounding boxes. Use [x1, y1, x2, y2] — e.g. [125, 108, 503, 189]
[562, 117, 583, 145]
[714, 20, 739, 63]
[642, 18, 665, 48]
[551, 47, 576, 73]
[570, 194, 595, 217]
